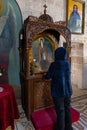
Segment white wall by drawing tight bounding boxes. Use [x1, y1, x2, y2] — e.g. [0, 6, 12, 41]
[16, 0, 66, 22]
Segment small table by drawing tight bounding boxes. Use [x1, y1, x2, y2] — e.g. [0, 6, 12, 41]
[0, 84, 20, 130]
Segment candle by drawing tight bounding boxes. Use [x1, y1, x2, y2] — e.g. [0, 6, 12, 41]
[0, 72, 2, 76]
[40, 39, 43, 48]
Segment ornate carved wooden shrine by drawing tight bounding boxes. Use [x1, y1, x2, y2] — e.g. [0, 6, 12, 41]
[19, 5, 71, 119]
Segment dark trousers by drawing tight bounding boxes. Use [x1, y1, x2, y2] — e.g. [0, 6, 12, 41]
[53, 97, 73, 130]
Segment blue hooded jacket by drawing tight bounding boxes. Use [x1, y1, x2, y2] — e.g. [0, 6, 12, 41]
[45, 47, 73, 98]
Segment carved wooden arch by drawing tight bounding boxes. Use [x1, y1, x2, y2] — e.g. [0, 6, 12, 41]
[19, 13, 72, 120]
[25, 17, 71, 48]
[19, 16, 71, 77]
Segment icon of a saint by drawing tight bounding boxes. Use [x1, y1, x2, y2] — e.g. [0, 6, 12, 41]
[68, 4, 81, 33]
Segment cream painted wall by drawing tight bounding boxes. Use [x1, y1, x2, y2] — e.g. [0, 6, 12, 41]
[16, 0, 66, 21]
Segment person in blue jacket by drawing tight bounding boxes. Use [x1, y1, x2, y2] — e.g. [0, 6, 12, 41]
[44, 47, 73, 130]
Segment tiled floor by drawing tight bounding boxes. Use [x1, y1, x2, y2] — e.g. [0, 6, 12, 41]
[15, 105, 35, 130]
[14, 85, 87, 130]
[15, 94, 87, 130]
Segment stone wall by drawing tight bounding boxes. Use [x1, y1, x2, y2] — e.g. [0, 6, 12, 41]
[71, 42, 84, 89]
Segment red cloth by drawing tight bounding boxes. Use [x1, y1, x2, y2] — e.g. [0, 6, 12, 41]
[31, 107, 80, 130]
[0, 84, 20, 130]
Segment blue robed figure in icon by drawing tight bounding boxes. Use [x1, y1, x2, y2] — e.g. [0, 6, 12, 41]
[0, 0, 23, 86]
[68, 5, 81, 33]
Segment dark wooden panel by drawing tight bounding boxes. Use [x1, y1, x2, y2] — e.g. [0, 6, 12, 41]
[33, 80, 53, 110]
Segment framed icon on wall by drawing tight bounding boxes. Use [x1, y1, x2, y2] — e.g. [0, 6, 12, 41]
[66, 0, 85, 34]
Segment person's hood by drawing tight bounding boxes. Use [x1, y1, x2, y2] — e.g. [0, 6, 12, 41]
[55, 47, 68, 61]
